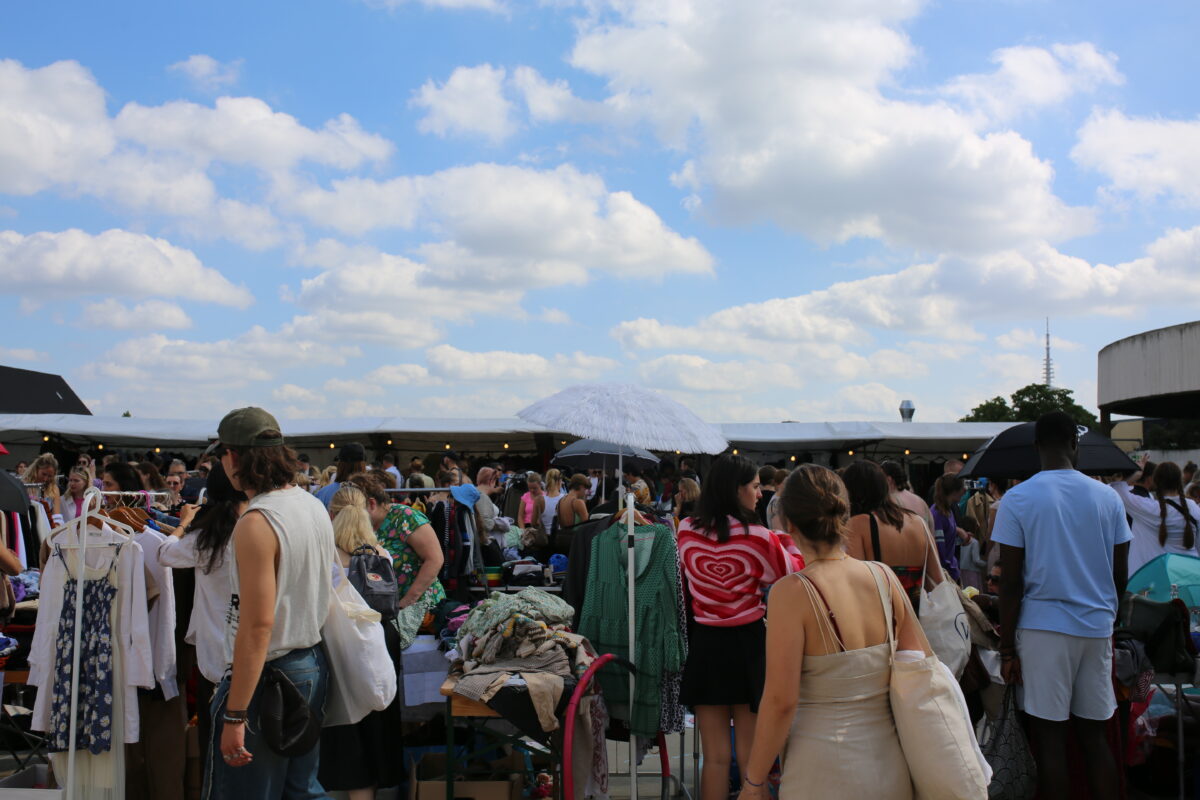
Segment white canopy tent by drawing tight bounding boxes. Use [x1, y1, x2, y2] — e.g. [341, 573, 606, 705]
[0, 413, 1018, 462]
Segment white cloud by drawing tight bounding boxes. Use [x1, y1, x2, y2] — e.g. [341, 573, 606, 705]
[81, 299, 193, 330]
[292, 249, 511, 345]
[511, 66, 609, 125]
[412, 65, 516, 143]
[613, 228, 1200, 380]
[366, 364, 439, 385]
[997, 327, 1081, 352]
[115, 96, 392, 171]
[996, 328, 1038, 350]
[324, 378, 385, 397]
[279, 163, 714, 282]
[1073, 109, 1200, 206]
[0, 346, 47, 361]
[539, 308, 571, 325]
[0, 59, 115, 195]
[425, 344, 618, 382]
[556, 1, 1093, 253]
[943, 43, 1122, 123]
[168, 54, 242, 92]
[638, 354, 805, 393]
[0, 228, 253, 307]
[86, 327, 358, 385]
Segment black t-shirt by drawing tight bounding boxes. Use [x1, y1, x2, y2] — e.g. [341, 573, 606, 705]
[756, 490, 775, 527]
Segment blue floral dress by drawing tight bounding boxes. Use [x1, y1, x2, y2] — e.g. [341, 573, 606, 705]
[49, 544, 119, 754]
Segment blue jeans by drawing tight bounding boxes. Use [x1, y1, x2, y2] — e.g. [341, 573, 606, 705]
[203, 645, 330, 799]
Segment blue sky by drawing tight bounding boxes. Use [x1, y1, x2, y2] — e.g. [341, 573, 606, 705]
[2, 0, 1198, 422]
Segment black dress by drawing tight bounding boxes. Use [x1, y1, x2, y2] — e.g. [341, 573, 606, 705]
[317, 622, 405, 790]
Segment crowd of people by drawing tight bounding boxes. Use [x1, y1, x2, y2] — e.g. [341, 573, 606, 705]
[4, 409, 1197, 798]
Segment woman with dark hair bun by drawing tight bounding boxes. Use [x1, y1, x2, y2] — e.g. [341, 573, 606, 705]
[677, 455, 798, 800]
[842, 461, 943, 614]
[737, 465, 929, 800]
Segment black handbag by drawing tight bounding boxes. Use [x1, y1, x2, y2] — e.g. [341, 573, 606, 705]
[980, 686, 1037, 799]
[258, 665, 321, 758]
[1116, 593, 1196, 675]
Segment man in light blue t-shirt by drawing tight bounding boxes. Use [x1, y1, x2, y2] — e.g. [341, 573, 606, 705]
[992, 411, 1131, 800]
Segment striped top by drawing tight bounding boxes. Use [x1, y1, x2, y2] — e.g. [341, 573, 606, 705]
[678, 515, 796, 627]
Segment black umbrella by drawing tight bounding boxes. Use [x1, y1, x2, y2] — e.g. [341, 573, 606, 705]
[0, 470, 32, 514]
[958, 422, 1137, 480]
[551, 438, 660, 472]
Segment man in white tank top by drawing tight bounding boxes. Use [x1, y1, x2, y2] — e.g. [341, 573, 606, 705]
[205, 407, 336, 800]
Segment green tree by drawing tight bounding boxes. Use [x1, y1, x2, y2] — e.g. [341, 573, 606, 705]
[959, 396, 1013, 422]
[122, 410, 132, 417]
[961, 383, 1099, 429]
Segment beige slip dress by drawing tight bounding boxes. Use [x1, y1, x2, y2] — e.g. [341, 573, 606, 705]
[778, 563, 914, 799]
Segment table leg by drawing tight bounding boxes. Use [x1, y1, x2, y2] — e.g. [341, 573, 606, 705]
[447, 694, 455, 800]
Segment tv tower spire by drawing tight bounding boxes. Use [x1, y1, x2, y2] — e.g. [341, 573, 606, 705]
[1043, 317, 1054, 387]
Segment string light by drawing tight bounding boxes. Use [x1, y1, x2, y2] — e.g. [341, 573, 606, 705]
[503, 443, 510, 450]
[732, 449, 739, 455]
[154, 447, 161, 454]
[329, 443, 335, 449]
[386, 439, 393, 446]
[904, 449, 911, 456]
[445, 443, 451, 450]
[42, 435, 49, 442]
[560, 440, 567, 445]
[790, 455, 796, 462]
[97, 444, 104, 451]
[848, 450, 855, 456]
[674, 450, 681, 455]
[962, 453, 969, 460]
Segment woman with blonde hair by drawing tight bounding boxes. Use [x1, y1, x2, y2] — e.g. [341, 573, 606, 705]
[61, 467, 93, 523]
[318, 465, 337, 488]
[535, 468, 564, 535]
[675, 477, 700, 521]
[319, 484, 405, 800]
[24, 453, 61, 519]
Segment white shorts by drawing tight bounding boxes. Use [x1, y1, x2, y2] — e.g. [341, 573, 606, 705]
[1016, 628, 1115, 722]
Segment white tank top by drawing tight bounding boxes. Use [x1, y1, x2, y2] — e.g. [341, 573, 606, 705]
[542, 492, 563, 532]
[224, 486, 335, 665]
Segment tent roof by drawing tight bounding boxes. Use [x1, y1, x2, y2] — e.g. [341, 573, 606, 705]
[0, 367, 90, 415]
[0, 414, 1017, 455]
[719, 421, 1018, 455]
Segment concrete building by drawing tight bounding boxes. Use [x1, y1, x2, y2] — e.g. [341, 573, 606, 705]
[1098, 320, 1200, 431]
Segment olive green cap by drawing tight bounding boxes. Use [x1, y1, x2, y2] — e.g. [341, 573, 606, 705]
[217, 407, 284, 447]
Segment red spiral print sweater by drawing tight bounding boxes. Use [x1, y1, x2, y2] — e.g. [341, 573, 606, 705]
[678, 516, 801, 627]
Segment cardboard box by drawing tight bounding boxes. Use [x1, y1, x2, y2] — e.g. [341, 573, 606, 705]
[409, 753, 522, 800]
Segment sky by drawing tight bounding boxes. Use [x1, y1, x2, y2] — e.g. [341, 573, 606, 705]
[1, 0, 1198, 423]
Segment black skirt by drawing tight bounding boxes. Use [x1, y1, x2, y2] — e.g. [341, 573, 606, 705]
[679, 618, 766, 712]
[317, 622, 406, 790]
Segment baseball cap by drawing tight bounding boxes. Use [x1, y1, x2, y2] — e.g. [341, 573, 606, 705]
[337, 442, 366, 462]
[217, 407, 284, 448]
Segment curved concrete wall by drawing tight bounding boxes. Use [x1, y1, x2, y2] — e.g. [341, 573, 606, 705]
[1099, 321, 1200, 412]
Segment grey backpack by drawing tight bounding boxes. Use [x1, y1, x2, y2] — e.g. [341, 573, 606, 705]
[347, 545, 400, 621]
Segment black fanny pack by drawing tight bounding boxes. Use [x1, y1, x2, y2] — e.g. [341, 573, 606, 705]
[258, 663, 321, 758]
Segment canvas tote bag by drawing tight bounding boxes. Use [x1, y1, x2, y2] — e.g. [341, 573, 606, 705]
[916, 526, 972, 678]
[870, 563, 989, 800]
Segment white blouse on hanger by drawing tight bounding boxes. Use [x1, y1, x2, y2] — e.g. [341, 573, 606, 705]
[135, 528, 179, 700]
[29, 526, 155, 743]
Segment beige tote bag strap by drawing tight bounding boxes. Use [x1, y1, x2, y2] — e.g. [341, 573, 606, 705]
[867, 562, 897, 657]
